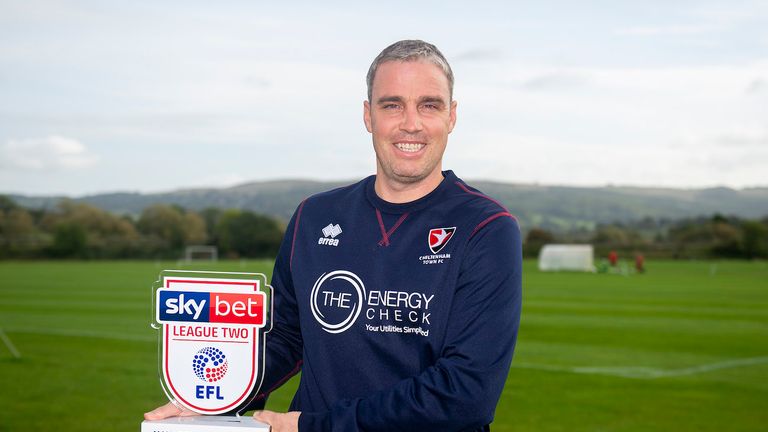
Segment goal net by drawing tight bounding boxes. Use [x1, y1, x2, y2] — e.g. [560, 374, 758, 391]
[538, 244, 594, 272]
[183, 245, 219, 263]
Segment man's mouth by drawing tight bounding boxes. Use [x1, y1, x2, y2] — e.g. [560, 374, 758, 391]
[395, 142, 426, 153]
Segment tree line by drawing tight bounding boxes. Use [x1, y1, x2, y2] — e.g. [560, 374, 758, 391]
[0, 196, 284, 259]
[524, 214, 768, 259]
[2, 195, 766, 260]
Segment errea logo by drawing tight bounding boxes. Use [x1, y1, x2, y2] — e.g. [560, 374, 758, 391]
[318, 223, 342, 247]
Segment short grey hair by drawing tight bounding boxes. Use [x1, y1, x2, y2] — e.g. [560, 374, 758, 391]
[366, 39, 454, 102]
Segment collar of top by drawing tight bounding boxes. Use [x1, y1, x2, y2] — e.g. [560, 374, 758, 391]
[365, 170, 457, 214]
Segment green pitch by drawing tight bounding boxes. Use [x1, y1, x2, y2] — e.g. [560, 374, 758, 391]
[0, 260, 766, 431]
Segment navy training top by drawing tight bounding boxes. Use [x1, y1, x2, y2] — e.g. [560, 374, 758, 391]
[248, 170, 522, 431]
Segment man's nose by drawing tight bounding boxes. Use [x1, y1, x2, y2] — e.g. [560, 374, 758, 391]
[399, 105, 423, 133]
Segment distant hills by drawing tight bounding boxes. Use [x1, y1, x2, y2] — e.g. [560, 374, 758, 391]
[9, 179, 768, 231]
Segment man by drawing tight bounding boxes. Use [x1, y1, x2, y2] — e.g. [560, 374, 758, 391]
[146, 39, 522, 432]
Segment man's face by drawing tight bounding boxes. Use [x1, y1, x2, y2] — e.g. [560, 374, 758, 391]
[364, 60, 457, 186]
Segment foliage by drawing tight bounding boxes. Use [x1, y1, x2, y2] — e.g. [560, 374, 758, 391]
[523, 228, 555, 257]
[522, 214, 768, 260]
[215, 209, 283, 258]
[0, 196, 283, 259]
[136, 204, 207, 257]
[3, 194, 767, 260]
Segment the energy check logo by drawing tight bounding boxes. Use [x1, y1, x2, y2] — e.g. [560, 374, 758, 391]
[310, 270, 434, 337]
[318, 223, 342, 247]
[310, 270, 365, 333]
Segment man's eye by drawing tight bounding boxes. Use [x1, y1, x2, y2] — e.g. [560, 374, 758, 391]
[422, 104, 439, 110]
[382, 104, 399, 109]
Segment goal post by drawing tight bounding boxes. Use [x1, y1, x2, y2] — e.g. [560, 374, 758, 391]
[183, 245, 219, 263]
[538, 244, 595, 272]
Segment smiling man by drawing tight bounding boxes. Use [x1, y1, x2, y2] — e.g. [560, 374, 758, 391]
[146, 39, 522, 432]
[364, 56, 456, 203]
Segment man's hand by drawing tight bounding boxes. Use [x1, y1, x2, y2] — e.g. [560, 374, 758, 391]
[254, 410, 300, 432]
[143, 401, 198, 420]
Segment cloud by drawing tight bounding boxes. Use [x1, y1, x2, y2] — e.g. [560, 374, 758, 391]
[614, 24, 720, 37]
[520, 72, 590, 91]
[713, 129, 768, 148]
[745, 78, 766, 94]
[453, 48, 503, 62]
[0, 136, 98, 170]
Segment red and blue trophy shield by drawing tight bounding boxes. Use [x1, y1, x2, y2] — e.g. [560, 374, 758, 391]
[142, 270, 272, 431]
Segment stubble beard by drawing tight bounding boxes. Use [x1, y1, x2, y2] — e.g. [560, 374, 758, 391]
[377, 156, 428, 185]
[375, 147, 443, 187]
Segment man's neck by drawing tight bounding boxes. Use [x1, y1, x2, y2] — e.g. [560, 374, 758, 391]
[374, 170, 445, 204]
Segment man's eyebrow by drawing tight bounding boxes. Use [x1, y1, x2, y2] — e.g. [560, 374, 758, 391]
[419, 96, 447, 105]
[376, 96, 404, 104]
[375, 95, 448, 105]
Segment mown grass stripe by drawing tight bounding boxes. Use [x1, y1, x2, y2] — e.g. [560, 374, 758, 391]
[513, 356, 768, 379]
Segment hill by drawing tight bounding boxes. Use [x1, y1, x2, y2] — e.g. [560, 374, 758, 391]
[9, 180, 768, 230]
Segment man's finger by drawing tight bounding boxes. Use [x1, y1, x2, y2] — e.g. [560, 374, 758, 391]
[253, 409, 275, 424]
[144, 402, 196, 420]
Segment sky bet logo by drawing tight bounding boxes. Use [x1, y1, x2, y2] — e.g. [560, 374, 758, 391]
[158, 290, 265, 326]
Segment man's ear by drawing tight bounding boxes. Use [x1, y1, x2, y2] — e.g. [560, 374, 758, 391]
[448, 99, 457, 133]
[363, 100, 373, 133]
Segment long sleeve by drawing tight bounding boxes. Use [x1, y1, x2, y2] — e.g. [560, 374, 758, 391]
[298, 216, 523, 431]
[240, 204, 306, 412]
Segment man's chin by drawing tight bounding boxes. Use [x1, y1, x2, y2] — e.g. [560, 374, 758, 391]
[389, 170, 430, 184]
[391, 174, 424, 184]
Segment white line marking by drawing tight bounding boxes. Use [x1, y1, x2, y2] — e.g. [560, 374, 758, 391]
[0, 328, 22, 358]
[6, 327, 154, 343]
[513, 356, 768, 379]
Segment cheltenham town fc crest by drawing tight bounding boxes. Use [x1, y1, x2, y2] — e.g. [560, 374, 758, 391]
[428, 227, 456, 254]
[152, 270, 272, 414]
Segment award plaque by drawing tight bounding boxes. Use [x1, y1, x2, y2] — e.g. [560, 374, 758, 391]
[141, 270, 272, 431]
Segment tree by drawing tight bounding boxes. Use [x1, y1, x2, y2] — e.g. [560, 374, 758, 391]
[50, 223, 88, 257]
[40, 200, 140, 258]
[0, 195, 19, 212]
[215, 209, 283, 258]
[0, 207, 41, 257]
[523, 228, 555, 257]
[199, 207, 223, 245]
[741, 220, 768, 259]
[137, 204, 207, 255]
[592, 225, 630, 245]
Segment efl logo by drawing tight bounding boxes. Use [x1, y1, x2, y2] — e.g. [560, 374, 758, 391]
[193, 346, 228, 401]
[157, 290, 266, 326]
[193, 346, 229, 383]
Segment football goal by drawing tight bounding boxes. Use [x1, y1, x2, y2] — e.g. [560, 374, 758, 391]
[183, 245, 219, 263]
[538, 244, 595, 272]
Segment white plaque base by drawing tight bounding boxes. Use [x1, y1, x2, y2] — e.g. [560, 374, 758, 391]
[141, 416, 270, 432]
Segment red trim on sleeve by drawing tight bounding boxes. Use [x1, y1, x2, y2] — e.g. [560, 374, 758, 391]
[454, 180, 518, 238]
[454, 181, 513, 214]
[254, 359, 304, 401]
[290, 199, 307, 270]
[470, 212, 514, 238]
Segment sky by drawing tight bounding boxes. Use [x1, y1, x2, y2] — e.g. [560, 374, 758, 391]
[1, 0, 766, 196]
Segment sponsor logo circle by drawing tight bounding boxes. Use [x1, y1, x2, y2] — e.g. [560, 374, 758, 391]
[192, 347, 228, 383]
[310, 270, 366, 334]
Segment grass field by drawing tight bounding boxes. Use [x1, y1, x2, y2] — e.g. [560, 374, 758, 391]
[0, 259, 766, 431]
